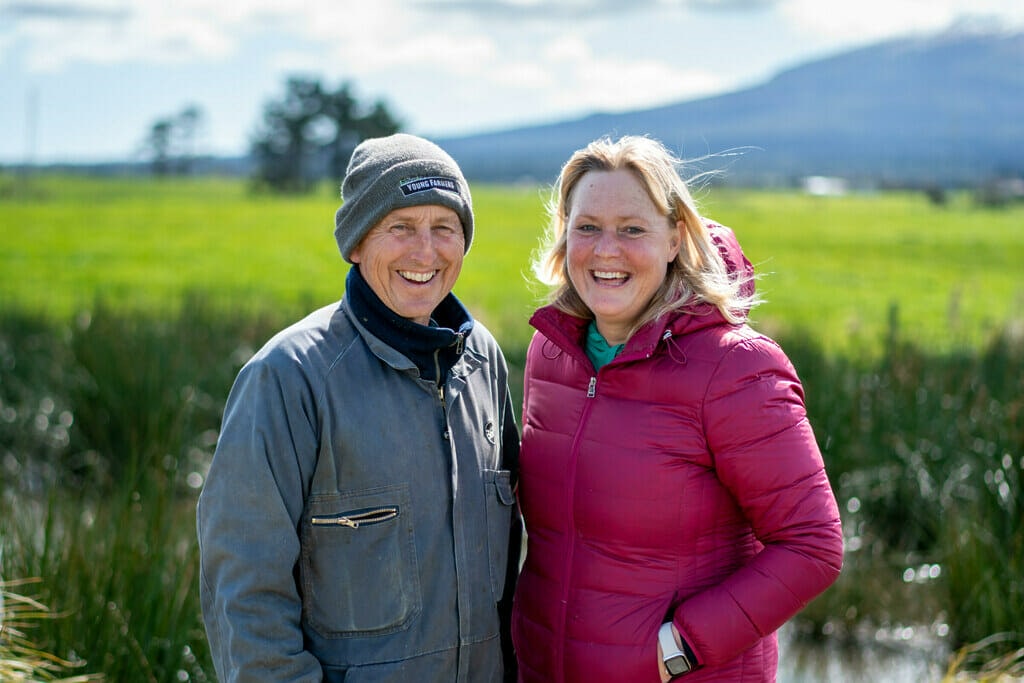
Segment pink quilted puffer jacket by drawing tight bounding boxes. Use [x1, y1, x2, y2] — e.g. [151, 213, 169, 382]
[511, 226, 843, 682]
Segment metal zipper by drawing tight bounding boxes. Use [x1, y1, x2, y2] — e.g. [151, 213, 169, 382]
[555, 372, 599, 680]
[310, 506, 399, 528]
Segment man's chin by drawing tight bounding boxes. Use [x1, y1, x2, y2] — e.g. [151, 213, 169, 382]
[393, 302, 438, 324]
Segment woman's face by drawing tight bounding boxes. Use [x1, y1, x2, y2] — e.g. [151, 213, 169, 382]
[565, 169, 682, 345]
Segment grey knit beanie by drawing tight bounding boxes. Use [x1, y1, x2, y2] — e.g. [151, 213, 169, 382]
[334, 133, 474, 263]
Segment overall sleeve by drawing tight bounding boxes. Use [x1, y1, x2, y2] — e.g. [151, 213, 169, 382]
[672, 336, 843, 668]
[196, 356, 322, 683]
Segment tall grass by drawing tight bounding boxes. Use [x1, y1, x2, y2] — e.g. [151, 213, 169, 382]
[0, 300, 278, 682]
[789, 311, 1023, 659]
[1, 577, 102, 681]
[1, 301, 1022, 680]
[944, 634, 1024, 681]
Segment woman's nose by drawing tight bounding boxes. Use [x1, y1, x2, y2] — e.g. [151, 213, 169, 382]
[593, 230, 619, 256]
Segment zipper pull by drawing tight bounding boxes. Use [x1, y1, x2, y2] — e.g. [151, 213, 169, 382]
[587, 376, 597, 398]
[453, 332, 465, 355]
[312, 516, 360, 528]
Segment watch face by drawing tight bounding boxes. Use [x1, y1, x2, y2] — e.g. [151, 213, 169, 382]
[665, 654, 691, 676]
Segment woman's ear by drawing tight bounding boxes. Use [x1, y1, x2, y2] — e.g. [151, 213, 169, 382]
[670, 219, 686, 261]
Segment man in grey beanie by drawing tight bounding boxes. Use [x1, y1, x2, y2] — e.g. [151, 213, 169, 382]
[199, 133, 521, 683]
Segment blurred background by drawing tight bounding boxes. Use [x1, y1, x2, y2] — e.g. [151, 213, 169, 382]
[2, 1, 1023, 681]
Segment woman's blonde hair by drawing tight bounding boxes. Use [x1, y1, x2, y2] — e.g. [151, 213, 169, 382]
[532, 135, 755, 339]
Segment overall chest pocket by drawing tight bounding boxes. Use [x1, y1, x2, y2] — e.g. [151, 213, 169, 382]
[483, 468, 516, 600]
[300, 484, 421, 638]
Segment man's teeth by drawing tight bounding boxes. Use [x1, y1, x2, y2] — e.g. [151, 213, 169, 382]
[400, 270, 436, 283]
[593, 271, 628, 280]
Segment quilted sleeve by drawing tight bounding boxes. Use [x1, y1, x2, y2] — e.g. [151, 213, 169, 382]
[673, 334, 843, 668]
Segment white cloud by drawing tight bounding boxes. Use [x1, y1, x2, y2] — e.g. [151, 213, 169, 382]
[331, 30, 497, 75]
[6, 0, 244, 70]
[7, 0, 1024, 75]
[526, 34, 726, 115]
[782, 0, 951, 41]
[781, 0, 1024, 44]
[3, 0, 1023, 160]
[490, 60, 554, 90]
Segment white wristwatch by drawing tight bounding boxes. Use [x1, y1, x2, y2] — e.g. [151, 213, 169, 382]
[659, 622, 693, 677]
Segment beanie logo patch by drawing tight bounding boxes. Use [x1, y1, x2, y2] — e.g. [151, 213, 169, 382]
[400, 176, 459, 196]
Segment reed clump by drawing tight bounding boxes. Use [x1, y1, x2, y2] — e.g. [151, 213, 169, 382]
[1, 300, 1021, 680]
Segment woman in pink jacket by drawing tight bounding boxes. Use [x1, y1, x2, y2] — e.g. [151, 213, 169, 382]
[511, 136, 843, 682]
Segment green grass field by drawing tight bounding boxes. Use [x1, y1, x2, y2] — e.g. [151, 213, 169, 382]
[2, 173, 1023, 680]
[701, 188, 1024, 353]
[2, 174, 1022, 354]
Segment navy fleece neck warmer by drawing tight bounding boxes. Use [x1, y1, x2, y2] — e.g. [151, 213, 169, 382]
[345, 266, 474, 384]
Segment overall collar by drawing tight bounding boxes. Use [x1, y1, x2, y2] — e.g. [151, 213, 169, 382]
[345, 266, 474, 383]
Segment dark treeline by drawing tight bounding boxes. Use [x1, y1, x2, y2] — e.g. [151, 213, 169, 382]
[131, 77, 403, 193]
[1, 301, 1022, 680]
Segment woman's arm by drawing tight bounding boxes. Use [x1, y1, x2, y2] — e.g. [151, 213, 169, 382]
[671, 335, 843, 668]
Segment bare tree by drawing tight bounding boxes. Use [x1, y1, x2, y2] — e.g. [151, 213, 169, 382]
[144, 119, 174, 176]
[141, 105, 205, 176]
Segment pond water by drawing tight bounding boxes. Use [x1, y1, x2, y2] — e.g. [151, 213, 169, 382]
[778, 623, 949, 682]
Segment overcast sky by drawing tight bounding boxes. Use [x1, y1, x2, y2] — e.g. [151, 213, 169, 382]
[2, 0, 1023, 164]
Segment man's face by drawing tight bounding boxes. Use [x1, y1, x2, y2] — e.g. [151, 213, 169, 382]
[350, 205, 465, 325]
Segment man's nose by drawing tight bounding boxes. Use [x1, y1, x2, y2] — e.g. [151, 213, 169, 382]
[409, 228, 436, 260]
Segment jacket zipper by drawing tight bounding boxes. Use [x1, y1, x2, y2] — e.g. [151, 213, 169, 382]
[431, 332, 465, 383]
[555, 373, 598, 680]
[310, 506, 399, 528]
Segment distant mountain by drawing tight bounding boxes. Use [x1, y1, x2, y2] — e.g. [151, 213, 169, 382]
[438, 27, 1024, 186]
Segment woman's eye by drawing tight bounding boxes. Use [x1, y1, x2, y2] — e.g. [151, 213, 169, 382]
[624, 226, 645, 236]
[576, 224, 598, 232]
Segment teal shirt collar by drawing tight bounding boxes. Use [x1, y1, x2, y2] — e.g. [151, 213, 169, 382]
[585, 320, 624, 370]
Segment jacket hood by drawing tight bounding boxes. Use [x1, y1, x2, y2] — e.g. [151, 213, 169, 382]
[707, 220, 755, 301]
